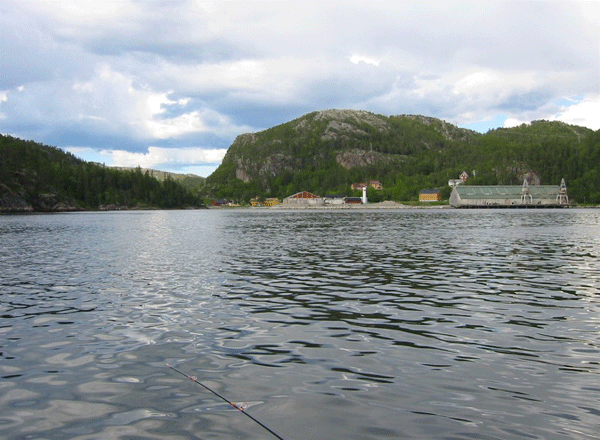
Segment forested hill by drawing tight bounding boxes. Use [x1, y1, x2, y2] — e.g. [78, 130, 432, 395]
[204, 109, 599, 203]
[111, 166, 205, 192]
[0, 135, 202, 212]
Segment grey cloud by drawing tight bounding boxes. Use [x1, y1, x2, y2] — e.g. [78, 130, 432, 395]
[0, 9, 90, 88]
[496, 91, 555, 113]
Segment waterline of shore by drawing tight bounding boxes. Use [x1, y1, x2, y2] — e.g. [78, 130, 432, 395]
[269, 200, 449, 209]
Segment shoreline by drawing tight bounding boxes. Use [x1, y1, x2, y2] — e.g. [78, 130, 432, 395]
[269, 201, 450, 209]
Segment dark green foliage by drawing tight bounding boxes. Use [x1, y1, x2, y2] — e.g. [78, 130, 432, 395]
[0, 135, 202, 211]
[204, 111, 600, 204]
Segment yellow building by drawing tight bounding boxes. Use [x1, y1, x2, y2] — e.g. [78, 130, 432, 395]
[419, 188, 442, 202]
[250, 197, 280, 207]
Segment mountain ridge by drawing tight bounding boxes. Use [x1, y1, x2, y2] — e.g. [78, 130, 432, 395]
[204, 109, 598, 203]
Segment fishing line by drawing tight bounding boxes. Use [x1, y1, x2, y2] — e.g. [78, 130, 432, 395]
[166, 364, 288, 440]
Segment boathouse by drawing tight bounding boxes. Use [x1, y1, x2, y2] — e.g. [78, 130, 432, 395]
[449, 179, 570, 208]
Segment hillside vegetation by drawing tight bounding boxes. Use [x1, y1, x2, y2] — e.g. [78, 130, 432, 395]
[111, 166, 205, 192]
[0, 135, 202, 212]
[204, 109, 600, 204]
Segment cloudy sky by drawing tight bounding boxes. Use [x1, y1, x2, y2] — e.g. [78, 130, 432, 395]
[1, 0, 598, 177]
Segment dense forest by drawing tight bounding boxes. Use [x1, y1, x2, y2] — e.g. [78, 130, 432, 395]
[0, 135, 202, 211]
[204, 110, 600, 204]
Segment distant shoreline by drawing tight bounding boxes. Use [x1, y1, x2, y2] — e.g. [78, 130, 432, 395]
[268, 201, 450, 209]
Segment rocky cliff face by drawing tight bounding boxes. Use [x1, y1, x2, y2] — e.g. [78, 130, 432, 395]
[235, 153, 298, 183]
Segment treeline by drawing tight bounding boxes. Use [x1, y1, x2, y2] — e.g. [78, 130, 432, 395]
[205, 112, 600, 204]
[0, 135, 202, 211]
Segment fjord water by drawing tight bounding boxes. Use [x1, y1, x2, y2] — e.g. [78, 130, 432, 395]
[1, 209, 599, 440]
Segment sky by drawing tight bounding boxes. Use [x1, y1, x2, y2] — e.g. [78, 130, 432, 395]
[1, 0, 599, 177]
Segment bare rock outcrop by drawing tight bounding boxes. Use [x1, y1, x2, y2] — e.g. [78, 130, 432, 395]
[336, 149, 389, 169]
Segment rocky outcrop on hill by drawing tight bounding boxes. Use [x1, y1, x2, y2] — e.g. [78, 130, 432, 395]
[316, 109, 392, 140]
[235, 153, 298, 183]
[0, 183, 82, 212]
[400, 114, 477, 142]
[0, 183, 32, 212]
[335, 149, 392, 169]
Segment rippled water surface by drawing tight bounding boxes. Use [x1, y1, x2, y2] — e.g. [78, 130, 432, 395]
[1, 209, 599, 440]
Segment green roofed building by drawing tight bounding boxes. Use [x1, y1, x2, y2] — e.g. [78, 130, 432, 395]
[450, 179, 570, 208]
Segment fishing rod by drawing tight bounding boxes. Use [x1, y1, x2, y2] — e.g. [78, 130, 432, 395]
[166, 364, 288, 440]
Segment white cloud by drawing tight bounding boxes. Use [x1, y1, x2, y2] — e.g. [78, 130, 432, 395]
[453, 71, 502, 95]
[504, 118, 529, 129]
[153, 56, 316, 106]
[501, 96, 600, 131]
[100, 147, 227, 169]
[63, 145, 226, 176]
[177, 165, 222, 177]
[551, 96, 600, 130]
[145, 111, 206, 140]
[349, 54, 382, 67]
[452, 69, 548, 104]
[64, 146, 91, 154]
[0, 91, 6, 120]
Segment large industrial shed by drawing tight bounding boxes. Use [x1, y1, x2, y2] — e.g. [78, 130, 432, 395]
[283, 191, 323, 205]
[450, 179, 569, 208]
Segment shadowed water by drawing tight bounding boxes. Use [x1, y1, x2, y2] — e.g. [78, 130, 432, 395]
[1, 209, 599, 439]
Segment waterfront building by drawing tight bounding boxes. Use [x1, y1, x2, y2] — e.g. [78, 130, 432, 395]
[449, 179, 570, 208]
[283, 191, 323, 205]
